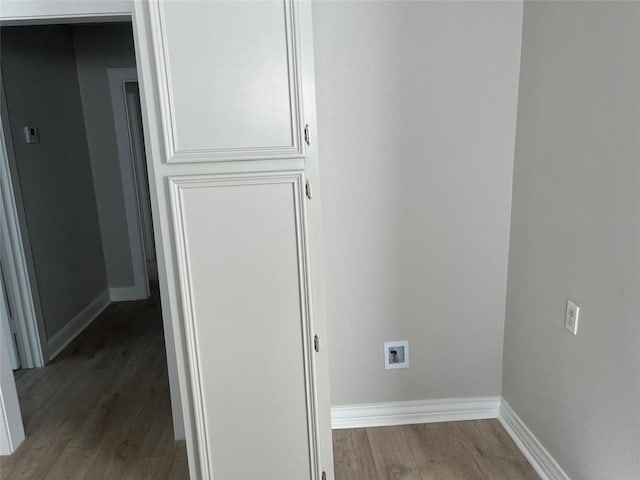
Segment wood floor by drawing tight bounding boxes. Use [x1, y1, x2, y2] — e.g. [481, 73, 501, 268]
[0, 292, 189, 480]
[333, 421, 539, 480]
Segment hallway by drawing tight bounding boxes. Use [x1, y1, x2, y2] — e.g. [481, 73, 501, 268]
[0, 293, 188, 479]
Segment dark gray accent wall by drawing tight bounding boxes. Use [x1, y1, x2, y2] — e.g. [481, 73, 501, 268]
[1, 25, 107, 340]
[73, 24, 138, 289]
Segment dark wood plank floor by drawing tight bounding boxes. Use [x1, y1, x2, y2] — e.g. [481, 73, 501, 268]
[0, 291, 189, 480]
[333, 421, 540, 480]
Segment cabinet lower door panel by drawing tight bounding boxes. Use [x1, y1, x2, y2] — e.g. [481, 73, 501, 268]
[170, 172, 316, 480]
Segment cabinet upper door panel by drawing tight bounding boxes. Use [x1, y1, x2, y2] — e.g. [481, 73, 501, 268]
[153, 0, 303, 163]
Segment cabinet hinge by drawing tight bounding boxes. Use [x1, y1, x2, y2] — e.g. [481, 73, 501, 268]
[314, 334, 320, 353]
[305, 180, 312, 200]
[304, 123, 311, 146]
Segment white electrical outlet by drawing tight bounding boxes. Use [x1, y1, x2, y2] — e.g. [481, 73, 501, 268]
[565, 300, 580, 335]
[384, 341, 409, 369]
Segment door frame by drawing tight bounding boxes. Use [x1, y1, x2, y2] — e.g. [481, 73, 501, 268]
[0, 8, 185, 455]
[123, 81, 156, 264]
[0, 304, 25, 455]
[107, 67, 150, 301]
[0, 88, 45, 369]
[0, 262, 21, 370]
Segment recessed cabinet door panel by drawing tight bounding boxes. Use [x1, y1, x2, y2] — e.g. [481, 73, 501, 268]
[153, 0, 302, 163]
[170, 173, 317, 480]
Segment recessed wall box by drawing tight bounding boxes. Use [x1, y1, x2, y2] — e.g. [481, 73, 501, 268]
[384, 341, 409, 369]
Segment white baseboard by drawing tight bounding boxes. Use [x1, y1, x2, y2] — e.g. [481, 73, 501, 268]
[109, 286, 147, 302]
[331, 396, 501, 429]
[47, 289, 111, 360]
[499, 400, 571, 480]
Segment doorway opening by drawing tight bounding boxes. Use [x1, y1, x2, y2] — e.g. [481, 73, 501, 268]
[0, 20, 188, 476]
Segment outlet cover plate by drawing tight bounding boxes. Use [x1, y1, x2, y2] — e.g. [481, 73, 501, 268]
[565, 300, 580, 335]
[384, 341, 409, 369]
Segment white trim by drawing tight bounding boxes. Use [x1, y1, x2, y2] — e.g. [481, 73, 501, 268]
[499, 400, 572, 480]
[132, 0, 187, 444]
[148, 0, 305, 164]
[0, 1, 132, 25]
[0, 322, 25, 455]
[124, 85, 155, 263]
[46, 290, 110, 361]
[109, 286, 145, 302]
[0, 266, 20, 369]
[0, 14, 130, 26]
[331, 396, 501, 430]
[0, 83, 45, 368]
[107, 68, 150, 302]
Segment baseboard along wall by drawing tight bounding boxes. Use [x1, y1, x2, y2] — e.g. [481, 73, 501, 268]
[331, 396, 571, 480]
[331, 396, 501, 430]
[498, 400, 572, 480]
[109, 286, 147, 302]
[46, 289, 111, 360]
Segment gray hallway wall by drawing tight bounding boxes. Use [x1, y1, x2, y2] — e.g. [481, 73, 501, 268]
[73, 23, 138, 290]
[1, 25, 107, 342]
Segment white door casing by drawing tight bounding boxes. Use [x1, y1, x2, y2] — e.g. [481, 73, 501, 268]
[124, 83, 156, 263]
[0, 271, 25, 454]
[108, 68, 150, 301]
[0, 265, 20, 370]
[0, 96, 45, 368]
[0, 324, 25, 455]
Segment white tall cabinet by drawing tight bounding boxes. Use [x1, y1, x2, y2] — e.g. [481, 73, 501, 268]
[132, 1, 334, 479]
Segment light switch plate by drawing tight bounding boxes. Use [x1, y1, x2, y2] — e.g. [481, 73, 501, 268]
[565, 300, 580, 335]
[23, 125, 39, 144]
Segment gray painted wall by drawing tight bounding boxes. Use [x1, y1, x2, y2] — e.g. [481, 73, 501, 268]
[73, 24, 137, 289]
[313, 1, 523, 405]
[1, 25, 107, 340]
[503, 2, 640, 478]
